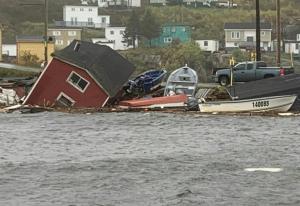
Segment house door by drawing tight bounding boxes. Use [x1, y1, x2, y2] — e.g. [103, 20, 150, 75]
[247, 36, 254, 42]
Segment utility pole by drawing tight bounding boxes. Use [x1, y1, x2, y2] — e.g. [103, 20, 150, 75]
[276, 0, 281, 66]
[256, 0, 261, 61]
[44, 0, 48, 66]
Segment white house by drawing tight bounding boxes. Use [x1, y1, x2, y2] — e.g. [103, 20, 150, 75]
[149, 0, 167, 6]
[97, 0, 141, 8]
[196, 40, 219, 53]
[224, 22, 272, 51]
[2, 44, 17, 57]
[92, 27, 138, 50]
[284, 25, 300, 54]
[91, 38, 115, 49]
[62, 5, 110, 28]
[129, 0, 141, 7]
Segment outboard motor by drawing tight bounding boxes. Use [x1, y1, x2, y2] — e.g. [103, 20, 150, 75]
[187, 97, 199, 111]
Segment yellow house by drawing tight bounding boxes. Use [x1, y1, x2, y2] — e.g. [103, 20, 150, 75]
[16, 35, 55, 65]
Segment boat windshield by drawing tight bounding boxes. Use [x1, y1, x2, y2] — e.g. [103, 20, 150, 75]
[175, 88, 194, 95]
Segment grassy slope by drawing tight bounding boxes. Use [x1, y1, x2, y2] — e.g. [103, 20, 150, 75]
[1, 0, 300, 42]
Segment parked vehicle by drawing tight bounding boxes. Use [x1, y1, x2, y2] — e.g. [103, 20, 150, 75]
[198, 94, 297, 113]
[164, 65, 198, 97]
[215, 61, 294, 86]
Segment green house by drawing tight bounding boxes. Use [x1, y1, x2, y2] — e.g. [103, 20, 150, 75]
[149, 24, 191, 47]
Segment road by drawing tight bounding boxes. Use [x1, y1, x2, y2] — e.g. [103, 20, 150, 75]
[0, 62, 41, 73]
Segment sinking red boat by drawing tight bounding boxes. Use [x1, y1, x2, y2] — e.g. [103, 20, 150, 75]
[118, 94, 188, 109]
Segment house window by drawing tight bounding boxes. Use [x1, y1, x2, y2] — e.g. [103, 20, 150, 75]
[164, 37, 172, 43]
[110, 30, 114, 35]
[171, 27, 176, 33]
[204, 41, 208, 46]
[52, 31, 61, 36]
[71, 17, 78, 25]
[56, 93, 75, 107]
[68, 31, 77, 36]
[67, 40, 71, 45]
[234, 42, 238, 47]
[102, 17, 106, 23]
[55, 40, 64, 45]
[296, 44, 299, 50]
[261, 31, 266, 36]
[80, 8, 84, 11]
[297, 34, 300, 41]
[88, 18, 93, 25]
[71, 8, 75, 11]
[89, 8, 93, 12]
[231, 31, 240, 39]
[67, 72, 90, 92]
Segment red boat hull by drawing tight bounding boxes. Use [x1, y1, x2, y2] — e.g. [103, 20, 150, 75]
[119, 94, 188, 108]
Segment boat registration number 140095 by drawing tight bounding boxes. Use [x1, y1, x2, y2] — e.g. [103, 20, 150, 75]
[252, 101, 269, 108]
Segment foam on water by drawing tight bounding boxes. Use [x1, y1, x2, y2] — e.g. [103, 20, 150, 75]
[244, 168, 283, 172]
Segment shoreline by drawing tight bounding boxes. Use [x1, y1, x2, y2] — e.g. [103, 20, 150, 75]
[1, 105, 299, 117]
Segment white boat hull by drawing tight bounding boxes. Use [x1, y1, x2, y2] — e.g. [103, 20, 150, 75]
[199, 95, 297, 113]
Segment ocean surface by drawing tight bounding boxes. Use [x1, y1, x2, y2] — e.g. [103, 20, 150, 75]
[0, 112, 300, 206]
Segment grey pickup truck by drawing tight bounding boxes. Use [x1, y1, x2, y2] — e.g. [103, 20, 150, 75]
[215, 61, 294, 86]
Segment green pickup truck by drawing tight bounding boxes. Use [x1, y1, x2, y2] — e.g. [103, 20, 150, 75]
[215, 61, 294, 86]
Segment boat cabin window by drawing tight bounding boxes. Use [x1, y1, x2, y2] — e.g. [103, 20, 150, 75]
[175, 88, 194, 95]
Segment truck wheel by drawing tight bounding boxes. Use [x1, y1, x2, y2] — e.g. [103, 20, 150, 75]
[219, 76, 229, 86]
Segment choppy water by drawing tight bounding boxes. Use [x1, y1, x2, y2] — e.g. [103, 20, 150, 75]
[0, 112, 300, 206]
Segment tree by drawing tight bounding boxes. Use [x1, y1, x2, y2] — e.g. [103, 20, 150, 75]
[140, 9, 161, 47]
[231, 48, 249, 62]
[123, 10, 140, 48]
[161, 41, 205, 72]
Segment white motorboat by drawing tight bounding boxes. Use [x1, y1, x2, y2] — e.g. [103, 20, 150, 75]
[164, 65, 198, 97]
[198, 94, 297, 113]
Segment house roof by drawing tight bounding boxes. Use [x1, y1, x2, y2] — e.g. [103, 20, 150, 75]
[162, 23, 191, 28]
[284, 25, 300, 40]
[16, 35, 44, 42]
[224, 22, 272, 30]
[16, 35, 55, 43]
[53, 40, 135, 97]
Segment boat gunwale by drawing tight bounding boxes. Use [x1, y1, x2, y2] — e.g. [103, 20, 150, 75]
[199, 94, 298, 105]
